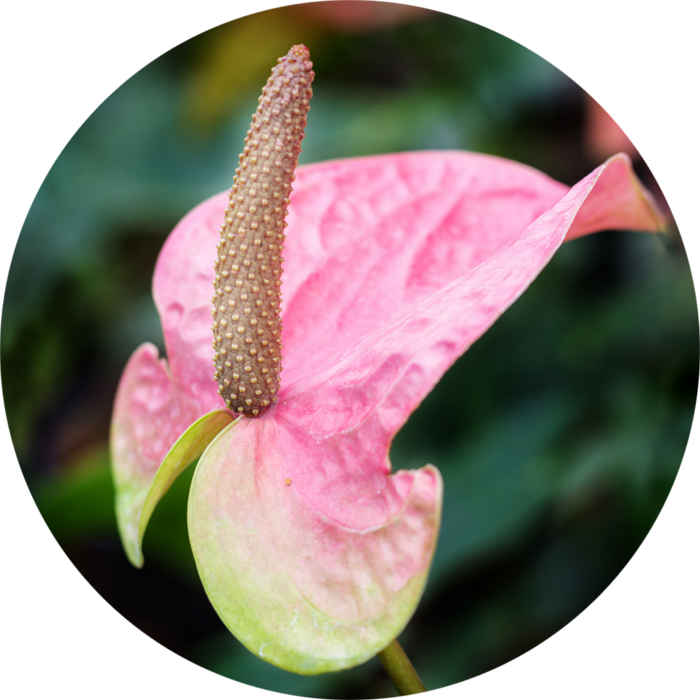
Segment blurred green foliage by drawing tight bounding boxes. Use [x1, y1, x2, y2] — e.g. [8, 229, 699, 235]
[2, 3, 696, 698]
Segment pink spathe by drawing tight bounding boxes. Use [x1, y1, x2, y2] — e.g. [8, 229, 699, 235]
[111, 150, 663, 672]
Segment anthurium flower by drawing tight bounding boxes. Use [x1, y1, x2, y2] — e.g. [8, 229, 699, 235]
[110, 49, 664, 676]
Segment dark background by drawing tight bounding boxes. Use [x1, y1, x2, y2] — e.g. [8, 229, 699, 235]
[2, 2, 697, 697]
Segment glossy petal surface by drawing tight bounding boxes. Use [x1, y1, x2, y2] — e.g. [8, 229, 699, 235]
[189, 418, 442, 674]
[155, 153, 662, 434]
[184, 151, 663, 672]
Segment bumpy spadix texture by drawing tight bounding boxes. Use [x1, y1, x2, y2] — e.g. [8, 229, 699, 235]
[111, 149, 663, 673]
[212, 45, 313, 415]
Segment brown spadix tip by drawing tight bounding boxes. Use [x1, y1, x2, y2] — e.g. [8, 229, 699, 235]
[211, 45, 313, 416]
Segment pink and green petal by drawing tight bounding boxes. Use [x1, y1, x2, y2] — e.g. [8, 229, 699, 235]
[186, 152, 662, 673]
[110, 343, 231, 566]
[136, 409, 237, 561]
[188, 417, 442, 674]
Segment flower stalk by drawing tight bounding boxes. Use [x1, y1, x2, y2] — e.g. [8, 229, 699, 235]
[377, 639, 427, 695]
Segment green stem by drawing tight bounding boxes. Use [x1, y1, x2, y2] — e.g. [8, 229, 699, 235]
[376, 639, 426, 695]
